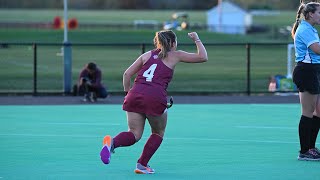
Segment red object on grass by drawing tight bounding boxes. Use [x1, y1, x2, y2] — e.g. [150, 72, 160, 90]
[68, 18, 78, 29]
[53, 16, 62, 29]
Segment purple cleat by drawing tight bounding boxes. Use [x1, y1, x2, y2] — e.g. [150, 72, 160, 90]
[100, 135, 113, 164]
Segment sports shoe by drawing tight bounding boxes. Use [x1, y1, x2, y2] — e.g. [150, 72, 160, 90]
[310, 147, 320, 155]
[134, 163, 155, 174]
[297, 149, 320, 161]
[82, 93, 91, 102]
[91, 92, 97, 102]
[100, 135, 113, 164]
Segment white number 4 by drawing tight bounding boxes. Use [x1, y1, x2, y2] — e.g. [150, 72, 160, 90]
[143, 64, 157, 82]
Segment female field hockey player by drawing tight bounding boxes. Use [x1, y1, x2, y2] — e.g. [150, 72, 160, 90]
[291, 1, 320, 161]
[100, 30, 208, 174]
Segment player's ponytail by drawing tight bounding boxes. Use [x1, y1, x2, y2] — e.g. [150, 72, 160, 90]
[291, 3, 305, 39]
[154, 30, 176, 59]
[292, 1, 320, 39]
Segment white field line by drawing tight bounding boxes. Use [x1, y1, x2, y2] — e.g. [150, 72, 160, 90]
[0, 133, 298, 144]
[236, 126, 296, 130]
[46, 122, 121, 126]
[166, 137, 298, 144]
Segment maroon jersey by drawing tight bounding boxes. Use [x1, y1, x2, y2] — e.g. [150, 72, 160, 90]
[123, 49, 174, 116]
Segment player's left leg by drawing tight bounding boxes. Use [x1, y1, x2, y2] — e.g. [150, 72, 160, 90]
[100, 112, 146, 164]
[311, 95, 320, 154]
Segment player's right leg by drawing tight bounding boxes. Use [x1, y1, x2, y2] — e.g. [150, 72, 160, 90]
[298, 92, 319, 160]
[100, 112, 146, 164]
[134, 163, 155, 174]
[100, 135, 113, 164]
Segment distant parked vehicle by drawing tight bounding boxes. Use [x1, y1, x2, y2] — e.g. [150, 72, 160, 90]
[163, 12, 189, 31]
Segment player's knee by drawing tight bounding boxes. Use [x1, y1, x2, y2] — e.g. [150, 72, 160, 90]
[314, 106, 320, 117]
[129, 130, 143, 142]
[152, 129, 165, 137]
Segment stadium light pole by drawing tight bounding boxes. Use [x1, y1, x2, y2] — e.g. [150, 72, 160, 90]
[218, 0, 222, 32]
[63, 0, 72, 94]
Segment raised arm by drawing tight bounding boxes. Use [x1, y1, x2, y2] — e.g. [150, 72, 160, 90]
[176, 32, 208, 63]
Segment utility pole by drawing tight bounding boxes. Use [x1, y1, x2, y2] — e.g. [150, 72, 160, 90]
[218, 0, 223, 32]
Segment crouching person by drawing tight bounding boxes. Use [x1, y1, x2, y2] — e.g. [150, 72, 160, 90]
[78, 62, 108, 102]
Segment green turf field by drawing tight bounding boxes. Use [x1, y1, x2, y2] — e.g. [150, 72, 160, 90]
[0, 104, 318, 179]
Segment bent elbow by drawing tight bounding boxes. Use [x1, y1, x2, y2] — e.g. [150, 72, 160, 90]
[123, 72, 129, 79]
[199, 55, 208, 63]
[123, 71, 133, 80]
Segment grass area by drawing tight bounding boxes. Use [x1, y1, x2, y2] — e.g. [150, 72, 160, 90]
[0, 9, 206, 24]
[0, 9, 297, 26]
[253, 11, 296, 26]
[0, 9, 296, 94]
[0, 28, 284, 44]
[0, 42, 289, 93]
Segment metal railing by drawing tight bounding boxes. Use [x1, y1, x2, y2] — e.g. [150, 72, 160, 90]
[0, 42, 295, 96]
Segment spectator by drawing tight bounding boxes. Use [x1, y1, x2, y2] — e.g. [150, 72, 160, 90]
[78, 62, 108, 102]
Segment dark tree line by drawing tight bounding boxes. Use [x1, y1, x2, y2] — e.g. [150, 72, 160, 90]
[0, 0, 309, 10]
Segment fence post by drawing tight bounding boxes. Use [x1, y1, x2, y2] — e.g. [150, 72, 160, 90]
[63, 42, 72, 94]
[141, 43, 146, 54]
[246, 43, 251, 96]
[33, 43, 37, 96]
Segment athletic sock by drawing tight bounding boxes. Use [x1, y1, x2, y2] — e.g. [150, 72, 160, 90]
[311, 116, 320, 148]
[113, 131, 136, 149]
[137, 133, 163, 167]
[299, 115, 313, 153]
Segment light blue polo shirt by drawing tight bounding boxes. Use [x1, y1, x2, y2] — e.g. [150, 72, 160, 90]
[294, 20, 320, 63]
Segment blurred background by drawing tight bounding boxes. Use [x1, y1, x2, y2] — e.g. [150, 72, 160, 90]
[0, 0, 302, 10]
[0, 0, 311, 95]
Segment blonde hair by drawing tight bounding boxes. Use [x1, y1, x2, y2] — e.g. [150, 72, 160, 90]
[291, 1, 320, 39]
[153, 30, 176, 59]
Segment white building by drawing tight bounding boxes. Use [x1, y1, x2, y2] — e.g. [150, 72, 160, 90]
[207, 1, 252, 34]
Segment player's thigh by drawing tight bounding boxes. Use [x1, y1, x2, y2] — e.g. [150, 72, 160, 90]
[126, 111, 146, 140]
[146, 112, 167, 137]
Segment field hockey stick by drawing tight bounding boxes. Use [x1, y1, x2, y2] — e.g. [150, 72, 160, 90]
[167, 96, 174, 109]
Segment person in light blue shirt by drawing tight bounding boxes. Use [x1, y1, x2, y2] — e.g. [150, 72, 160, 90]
[294, 20, 320, 63]
[292, 1, 320, 161]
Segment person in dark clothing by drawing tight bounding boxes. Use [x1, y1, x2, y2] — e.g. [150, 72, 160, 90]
[291, 1, 320, 160]
[78, 62, 108, 102]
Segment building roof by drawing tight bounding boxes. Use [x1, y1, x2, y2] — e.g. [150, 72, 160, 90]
[207, 1, 248, 14]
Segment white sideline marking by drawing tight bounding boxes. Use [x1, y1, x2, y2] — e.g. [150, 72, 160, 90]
[0, 133, 99, 138]
[0, 133, 298, 144]
[236, 126, 296, 130]
[46, 123, 121, 126]
[167, 137, 298, 144]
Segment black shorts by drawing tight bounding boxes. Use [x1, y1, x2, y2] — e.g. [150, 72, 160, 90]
[292, 62, 320, 94]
